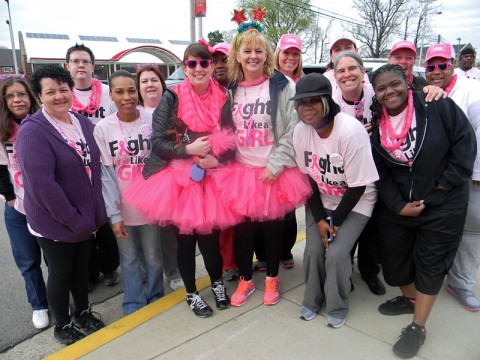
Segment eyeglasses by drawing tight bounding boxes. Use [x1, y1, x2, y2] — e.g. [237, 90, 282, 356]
[425, 62, 452, 73]
[184, 59, 212, 69]
[136, 63, 159, 69]
[69, 59, 92, 65]
[354, 100, 364, 122]
[3, 92, 29, 101]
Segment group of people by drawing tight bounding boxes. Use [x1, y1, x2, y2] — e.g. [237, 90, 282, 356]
[1, 21, 479, 359]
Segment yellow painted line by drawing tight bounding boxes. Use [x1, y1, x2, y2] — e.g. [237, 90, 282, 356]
[45, 232, 307, 359]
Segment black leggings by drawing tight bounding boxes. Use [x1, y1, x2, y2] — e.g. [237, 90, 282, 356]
[235, 219, 284, 280]
[37, 237, 91, 327]
[175, 229, 222, 294]
[255, 211, 296, 262]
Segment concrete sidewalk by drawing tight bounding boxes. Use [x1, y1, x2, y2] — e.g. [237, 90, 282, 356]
[3, 237, 479, 360]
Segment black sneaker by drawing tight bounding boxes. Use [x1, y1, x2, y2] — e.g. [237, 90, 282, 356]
[393, 323, 426, 358]
[75, 307, 105, 334]
[103, 271, 119, 286]
[212, 280, 231, 310]
[186, 292, 213, 318]
[379, 296, 415, 315]
[362, 274, 386, 295]
[54, 322, 85, 345]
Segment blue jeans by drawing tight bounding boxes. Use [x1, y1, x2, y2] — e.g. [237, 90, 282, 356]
[4, 203, 48, 310]
[117, 224, 164, 315]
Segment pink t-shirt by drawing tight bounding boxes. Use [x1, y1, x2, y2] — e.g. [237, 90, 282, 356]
[232, 78, 276, 167]
[293, 112, 379, 217]
[0, 123, 25, 214]
[94, 108, 152, 226]
[379, 108, 417, 164]
[43, 108, 92, 180]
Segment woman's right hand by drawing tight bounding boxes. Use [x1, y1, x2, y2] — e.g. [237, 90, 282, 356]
[185, 136, 211, 157]
[399, 200, 425, 217]
[316, 219, 334, 251]
[113, 221, 128, 238]
[7, 199, 15, 207]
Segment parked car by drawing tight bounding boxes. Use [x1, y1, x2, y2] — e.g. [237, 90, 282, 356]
[165, 67, 186, 88]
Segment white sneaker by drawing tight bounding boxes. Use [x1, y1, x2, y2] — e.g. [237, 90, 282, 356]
[32, 309, 49, 329]
[170, 278, 185, 291]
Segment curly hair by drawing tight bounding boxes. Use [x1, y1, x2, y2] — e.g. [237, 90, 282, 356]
[228, 28, 275, 84]
[136, 65, 166, 106]
[30, 64, 74, 96]
[370, 64, 411, 126]
[0, 77, 39, 142]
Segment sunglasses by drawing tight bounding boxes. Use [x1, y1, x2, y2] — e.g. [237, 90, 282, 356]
[425, 62, 452, 73]
[184, 59, 212, 69]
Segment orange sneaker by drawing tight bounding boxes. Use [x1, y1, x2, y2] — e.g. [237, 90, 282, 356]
[264, 277, 280, 305]
[231, 277, 255, 307]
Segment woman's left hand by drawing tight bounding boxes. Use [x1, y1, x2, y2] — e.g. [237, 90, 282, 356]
[197, 155, 219, 169]
[259, 168, 277, 184]
[7, 199, 15, 207]
[423, 85, 447, 102]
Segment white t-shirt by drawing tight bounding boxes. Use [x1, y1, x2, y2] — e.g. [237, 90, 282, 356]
[0, 122, 25, 214]
[73, 83, 116, 124]
[379, 107, 418, 164]
[449, 76, 480, 180]
[94, 108, 153, 226]
[293, 112, 379, 217]
[43, 108, 92, 180]
[232, 79, 276, 167]
[334, 84, 375, 124]
[455, 67, 480, 81]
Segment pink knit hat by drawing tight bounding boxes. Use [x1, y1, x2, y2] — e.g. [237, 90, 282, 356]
[390, 40, 417, 56]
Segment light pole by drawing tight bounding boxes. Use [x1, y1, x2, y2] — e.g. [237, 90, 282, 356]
[5, 0, 19, 74]
[417, 0, 440, 66]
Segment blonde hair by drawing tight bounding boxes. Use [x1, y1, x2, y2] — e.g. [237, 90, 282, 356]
[228, 28, 275, 83]
[274, 47, 303, 79]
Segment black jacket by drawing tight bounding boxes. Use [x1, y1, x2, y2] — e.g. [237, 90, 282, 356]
[370, 92, 476, 215]
[142, 87, 235, 179]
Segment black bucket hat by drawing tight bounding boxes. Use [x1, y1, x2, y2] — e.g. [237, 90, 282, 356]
[289, 73, 332, 101]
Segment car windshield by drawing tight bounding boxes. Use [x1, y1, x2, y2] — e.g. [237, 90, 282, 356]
[168, 67, 185, 80]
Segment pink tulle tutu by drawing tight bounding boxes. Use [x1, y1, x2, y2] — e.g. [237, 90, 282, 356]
[211, 162, 312, 222]
[123, 129, 243, 234]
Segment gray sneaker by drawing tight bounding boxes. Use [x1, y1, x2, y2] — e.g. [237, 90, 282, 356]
[103, 271, 119, 286]
[447, 285, 480, 312]
[326, 315, 346, 328]
[223, 268, 240, 281]
[299, 306, 316, 321]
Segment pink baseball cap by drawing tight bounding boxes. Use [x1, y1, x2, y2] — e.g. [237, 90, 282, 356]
[213, 42, 230, 56]
[390, 40, 417, 56]
[424, 43, 456, 63]
[278, 34, 302, 52]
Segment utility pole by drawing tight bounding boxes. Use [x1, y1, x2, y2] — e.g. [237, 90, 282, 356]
[190, 0, 195, 43]
[5, 0, 19, 74]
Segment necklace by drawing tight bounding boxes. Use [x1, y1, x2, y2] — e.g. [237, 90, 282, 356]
[116, 110, 144, 155]
[242, 77, 266, 144]
[379, 89, 414, 151]
[71, 78, 102, 115]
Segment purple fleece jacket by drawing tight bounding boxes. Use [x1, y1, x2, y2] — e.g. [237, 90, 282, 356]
[16, 109, 107, 243]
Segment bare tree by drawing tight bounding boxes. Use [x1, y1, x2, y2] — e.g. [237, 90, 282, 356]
[346, 0, 409, 58]
[237, 0, 315, 47]
[303, 17, 332, 63]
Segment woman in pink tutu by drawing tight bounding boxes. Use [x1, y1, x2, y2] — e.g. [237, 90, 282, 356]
[124, 42, 238, 318]
[221, 27, 311, 307]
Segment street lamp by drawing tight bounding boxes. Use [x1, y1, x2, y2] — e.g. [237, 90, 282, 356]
[5, 0, 19, 74]
[417, 0, 440, 66]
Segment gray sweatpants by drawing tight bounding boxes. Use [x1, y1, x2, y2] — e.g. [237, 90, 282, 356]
[303, 206, 369, 319]
[448, 183, 480, 290]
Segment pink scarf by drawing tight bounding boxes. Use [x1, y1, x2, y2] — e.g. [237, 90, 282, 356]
[71, 78, 102, 115]
[172, 79, 226, 133]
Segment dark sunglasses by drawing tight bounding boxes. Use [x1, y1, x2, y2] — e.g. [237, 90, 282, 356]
[184, 59, 212, 69]
[425, 62, 452, 73]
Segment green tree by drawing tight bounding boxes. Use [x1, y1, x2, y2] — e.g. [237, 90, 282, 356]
[207, 30, 224, 46]
[236, 0, 315, 48]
